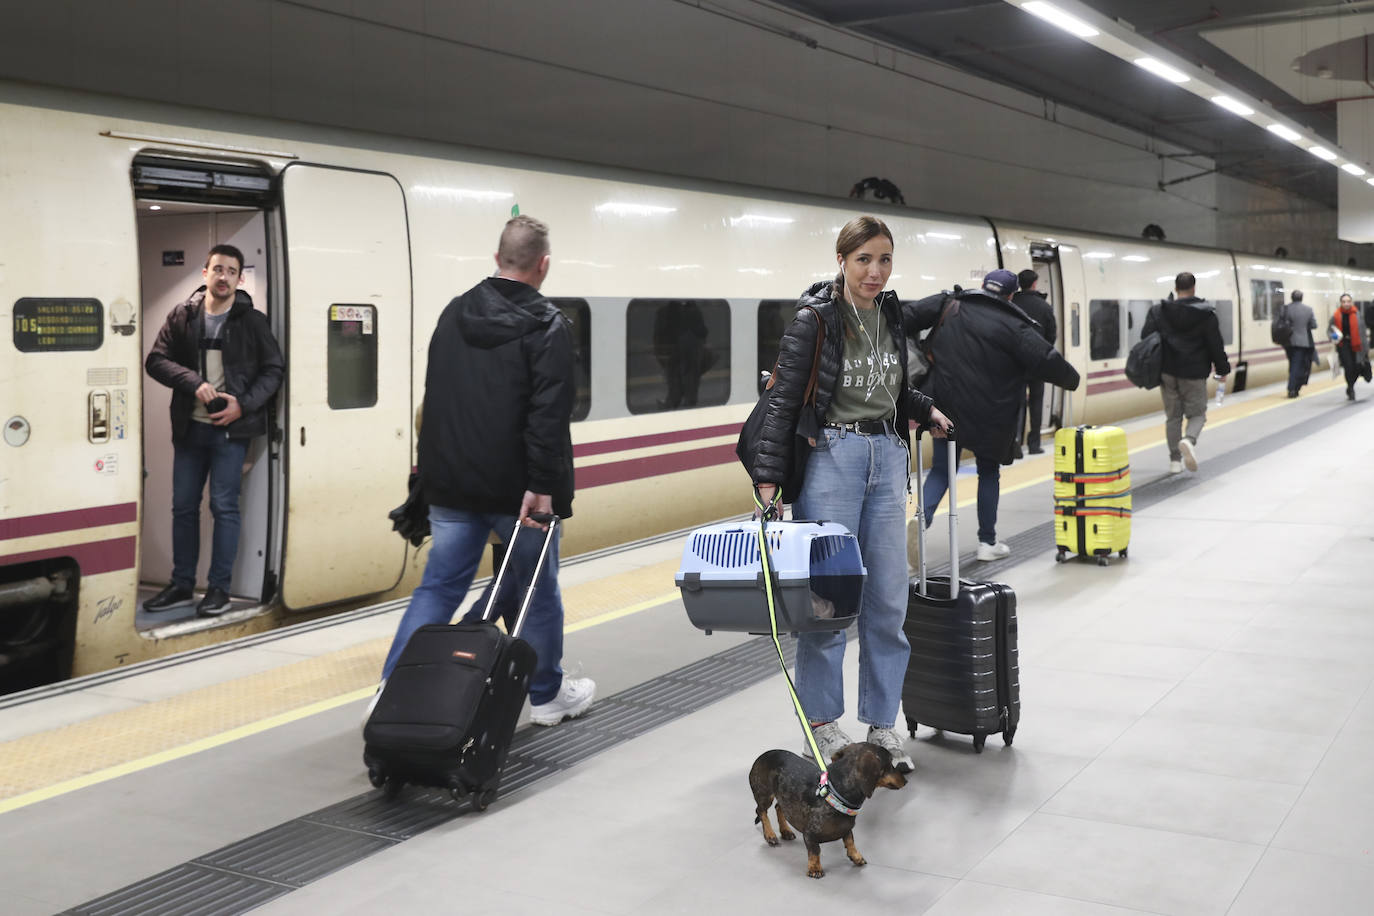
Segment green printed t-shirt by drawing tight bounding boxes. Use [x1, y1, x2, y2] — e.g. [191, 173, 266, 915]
[826, 304, 900, 424]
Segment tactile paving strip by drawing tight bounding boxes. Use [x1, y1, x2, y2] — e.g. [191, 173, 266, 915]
[59, 636, 797, 916]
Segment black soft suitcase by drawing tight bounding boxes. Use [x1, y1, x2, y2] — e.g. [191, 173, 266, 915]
[362, 515, 557, 809]
[903, 437, 1019, 753]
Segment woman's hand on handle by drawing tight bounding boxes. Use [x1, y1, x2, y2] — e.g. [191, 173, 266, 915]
[753, 483, 779, 520]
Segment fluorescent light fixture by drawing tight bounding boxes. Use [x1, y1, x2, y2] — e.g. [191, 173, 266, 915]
[1302, 271, 1314, 276]
[1021, 1, 1099, 39]
[1134, 57, 1189, 83]
[1122, 255, 1150, 262]
[1084, 251, 1115, 259]
[736, 267, 775, 275]
[148, 204, 162, 210]
[920, 275, 937, 280]
[1309, 146, 1338, 161]
[1266, 123, 1302, 142]
[411, 186, 514, 200]
[657, 264, 701, 271]
[1249, 265, 1267, 271]
[1211, 95, 1254, 117]
[1316, 272, 1331, 277]
[1196, 270, 1220, 278]
[730, 214, 794, 226]
[596, 202, 676, 216]
[1345, 163, 1369, 176]
[1156, 275, 1174, 283]
[924, 231, 962, 240]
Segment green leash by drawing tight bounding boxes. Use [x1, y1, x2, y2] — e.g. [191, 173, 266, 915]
[753, 488, 854, 812]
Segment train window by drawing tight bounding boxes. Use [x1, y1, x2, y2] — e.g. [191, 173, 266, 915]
[326, 304, 377, 409]
[1250, 280, 1282, 321]
[1124, 300, 1156, 348]
[549, 298, 591, 422]
[1088, 300, 1121, 360]
[625, 299, 730, 414]
[757, 300, 794, 390]
[1213, 299, 1235, 346]
[1070, 303, 1081, 348]
[12, 298, 104, 352]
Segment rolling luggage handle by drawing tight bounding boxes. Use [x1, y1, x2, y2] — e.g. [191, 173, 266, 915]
[913, 434, 958, 598]
[485, 512, 558, 639]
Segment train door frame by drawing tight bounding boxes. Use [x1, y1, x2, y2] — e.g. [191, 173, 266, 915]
[129, 154, 282, 631]
[1029, 242, 1068, 429]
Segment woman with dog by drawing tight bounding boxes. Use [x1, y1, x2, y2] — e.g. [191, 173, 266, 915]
[753, 215, 951, 773]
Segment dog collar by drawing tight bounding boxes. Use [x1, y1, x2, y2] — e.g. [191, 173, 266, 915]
[817, 772, 861, 817]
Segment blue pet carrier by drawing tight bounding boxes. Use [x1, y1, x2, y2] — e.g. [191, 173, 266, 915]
[675, 520, 866, 634]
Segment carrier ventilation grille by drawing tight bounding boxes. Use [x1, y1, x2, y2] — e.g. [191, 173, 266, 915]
[688, 529, 782, 567]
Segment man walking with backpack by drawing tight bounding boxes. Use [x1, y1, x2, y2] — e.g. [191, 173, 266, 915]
[1141, 272, 1230, 474]
[1276, 290, 1317, 398]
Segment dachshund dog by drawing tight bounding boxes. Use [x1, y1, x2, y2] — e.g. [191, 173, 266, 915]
[749, 742, 908, 878]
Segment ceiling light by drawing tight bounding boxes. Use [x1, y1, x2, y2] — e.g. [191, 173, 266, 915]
[1343, 163, 1367, 176]
[1211, 95, 1254, 117]
[148, 204, 162, 210]
[411, 186, 514, 200]
[1122, 255, 1150, 262]
[730, 214, 794, 226]
[924, 231, 962, 240]
[1084, 251, 1114, 259]
[1366, 177, 1374, 187]
[1021, 2, 1099, 39]
[1266, 124, 1302, 142]
[596, 202, 676, 216]
[1309, 146, 1338, 161]
[1134, 57, 1189, 83]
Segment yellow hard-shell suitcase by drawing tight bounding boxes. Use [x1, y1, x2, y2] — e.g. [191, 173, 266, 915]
[1053, 425, 1131, 565]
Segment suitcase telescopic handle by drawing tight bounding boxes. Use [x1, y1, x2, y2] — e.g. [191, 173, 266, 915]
[912, 433, 959, 599]
[485, 515, 560, 638]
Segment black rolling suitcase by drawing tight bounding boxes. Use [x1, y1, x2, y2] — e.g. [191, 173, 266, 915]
[903, 437, 1019, 753]
[363, 514, 557, 809]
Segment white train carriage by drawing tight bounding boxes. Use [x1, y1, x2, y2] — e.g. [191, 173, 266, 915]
[2, 79, 1370, 693]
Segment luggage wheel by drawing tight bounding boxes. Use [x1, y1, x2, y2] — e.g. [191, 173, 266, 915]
[472, 789, 498, 812]
[905, 716, 919, 739]
[367, 768, 386, 790]
[1096, 556, 1109, 567]
[972, 733, 987, 753]
[449, 786, 468, 803]
[383, 776, 405, 799]
[1119, 547, 1128, 559]
[1055, 547, 1068, 563]
[1003, 726, 1016, 747]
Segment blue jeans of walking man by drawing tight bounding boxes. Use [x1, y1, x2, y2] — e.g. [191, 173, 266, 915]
[171, 421, 249, 591]
[381, 505, 565, 705]
[793, 427, 909, 729]
[922, 438, 1001, 546]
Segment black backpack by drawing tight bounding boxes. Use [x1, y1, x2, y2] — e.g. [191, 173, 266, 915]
[1125, 306, 1163, 390]
[1270, 303, 1293, 346]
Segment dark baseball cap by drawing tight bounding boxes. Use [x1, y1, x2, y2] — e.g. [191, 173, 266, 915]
[982, 269, 1018, 296]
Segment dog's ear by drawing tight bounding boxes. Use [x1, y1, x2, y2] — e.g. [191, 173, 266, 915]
[856, 748, 884, 798]
[829, 744, 849, 762]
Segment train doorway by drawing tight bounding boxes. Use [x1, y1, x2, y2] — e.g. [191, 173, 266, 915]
[131, 156, 280, 631]
[1030, 244, 1068, 429]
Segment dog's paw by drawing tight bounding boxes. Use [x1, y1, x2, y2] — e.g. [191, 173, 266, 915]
[807, 866, 825, 879]
[779, 828, 795, 841]
[848, 854, 867, 867]
[764, 834, 780, 847]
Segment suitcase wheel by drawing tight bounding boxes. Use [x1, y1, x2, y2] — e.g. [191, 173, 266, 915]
[1119, 547, 1128, 559]
[472, 789, 498, 812]
[449, 786, 468, 803]
[972, 733, 987, 754]
[1055, 547, 1068, 563]
[1003, 726, 1016, 747]
[383, 776, 405, 799]
[1096, 556, 1109, 567]
[905, 715, 918, 739]
[367, 768, 387, 790]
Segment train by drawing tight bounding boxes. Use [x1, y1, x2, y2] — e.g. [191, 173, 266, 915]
[3, 79, 1371, 694]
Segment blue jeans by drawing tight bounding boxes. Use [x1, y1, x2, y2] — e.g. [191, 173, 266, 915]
[922, 439, 1001, 545]
[793, 427, 910, 729]
[171, 422, 249, 591]
[1286, 346, 1314, 393]
[380, 505, 565, 704]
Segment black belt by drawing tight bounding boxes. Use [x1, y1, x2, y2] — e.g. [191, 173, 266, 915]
[825, 419, 893, 436]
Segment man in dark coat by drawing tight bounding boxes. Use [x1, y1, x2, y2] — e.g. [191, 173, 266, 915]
[1140, 272, 1231, 473]
[908, 269, 1080, 560]
[1011, 269, 1057, 454]
[370, 215, 594, 729]
[1279, 289, 1317, 398]
[144, 244, 283, 617]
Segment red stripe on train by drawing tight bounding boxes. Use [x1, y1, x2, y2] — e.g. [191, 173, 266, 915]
[573, 422, 743, 458]
[0, 536, 137, 575]
[576, 443, 739, 489]
[0, 502, 138, 541]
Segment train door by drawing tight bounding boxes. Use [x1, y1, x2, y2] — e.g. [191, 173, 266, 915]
[1030, 242, 1068, 428]
[131, 156, 278, 630]
[278, 164, 410, 610]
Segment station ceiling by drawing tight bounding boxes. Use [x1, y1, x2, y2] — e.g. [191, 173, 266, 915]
[773, 0, 1373, 207]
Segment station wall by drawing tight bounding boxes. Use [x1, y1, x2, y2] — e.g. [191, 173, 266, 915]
[0, 0, 1357, 263]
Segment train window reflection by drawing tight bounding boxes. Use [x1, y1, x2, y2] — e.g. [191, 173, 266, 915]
[1213, 299, 1235, 346]
[1088, 299, 1121, 360]
[549, 298, 591, 422]
[625, 299, 730, 414]
[1250, 280, 1282, 321]
[1124, 299, 1156, 348]
[757, 300, 794, 393]
[326, 304, 377, 409]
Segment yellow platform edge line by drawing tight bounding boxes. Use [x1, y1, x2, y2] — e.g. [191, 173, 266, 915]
[0, 686, 377, 816]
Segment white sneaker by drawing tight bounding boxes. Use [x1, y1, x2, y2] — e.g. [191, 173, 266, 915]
[360, 679, 386, 735]
[529, 675, 596, 726]
[866, 725, 914, 773]
[1179, 438, 1198, 472]
[1169, 460, 1183, 474]
[805, 721, 853, 764]
[976, 541, 1011, 561]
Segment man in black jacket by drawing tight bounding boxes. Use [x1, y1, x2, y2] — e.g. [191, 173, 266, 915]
[144, 245, 283, 616]
[1012, 269, 1057, 454]
[372, 215, 594, 728]
[1140, 272, 1230, 473]
[909, 269, 1080, 561]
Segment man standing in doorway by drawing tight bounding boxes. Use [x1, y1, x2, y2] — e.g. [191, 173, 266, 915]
[1012, 269, 1057, 454]
[371, 215, 594, 728]
[1280, 289, 1317, 398]
[144, 244, 284, 616]
[1141, 272, 1230, 474]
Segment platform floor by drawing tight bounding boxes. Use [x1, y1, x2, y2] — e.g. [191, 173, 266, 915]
[2, 375, 1372, 916]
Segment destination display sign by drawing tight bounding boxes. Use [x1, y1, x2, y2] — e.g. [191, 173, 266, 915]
[13, 298, 104, 352]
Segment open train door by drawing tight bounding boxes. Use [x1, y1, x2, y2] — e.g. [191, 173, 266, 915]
[1029, 241, 1069, 429]
[279, 165, 411, 609]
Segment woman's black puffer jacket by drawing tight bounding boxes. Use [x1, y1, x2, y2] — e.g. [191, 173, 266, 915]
[753, 282, 935, 489]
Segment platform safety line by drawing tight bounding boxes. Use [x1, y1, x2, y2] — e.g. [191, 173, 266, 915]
[565, 590, 681, 633]
[0, 686, 377, 817]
